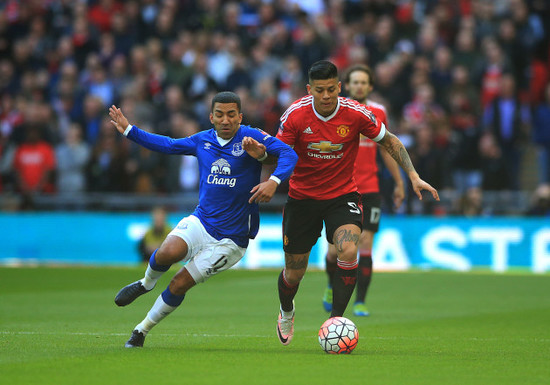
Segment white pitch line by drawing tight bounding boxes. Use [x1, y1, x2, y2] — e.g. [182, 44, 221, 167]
[0, 331, 270, 338]
[1, 331, 548, 343]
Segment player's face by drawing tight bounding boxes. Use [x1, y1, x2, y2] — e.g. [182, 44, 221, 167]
[307, 77, 341, 117]
[345, 70, 373, 103]
[210, 102, 243, 139]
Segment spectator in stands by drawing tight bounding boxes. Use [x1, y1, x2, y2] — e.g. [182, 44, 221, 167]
[163, 40, 192, 89]
[170, 113, 199, 193]
[0, 0, 547, 214]
[525, 183, 550, 217]
[184, 53, 218, 103]
[478, 131, 509, 191]
[226, 50, 253, 92]
[447, 66, 483, 192]
[87, 62, 115, 107]
[12, 125, 56, 196]
[126, 129, 164, 194]
[80, 94, 104, 145]
[86, 119, 127, 192]
[55, 122, 90, 193]
[430, 45, 454, 101]
[276, 55, 304, 108]
[497, 17, 530, 93]
[474, 37, 512, 109]
[292, 22, 329, 77]
[365, 15, 395, 67]
[533, 83, 550, 184]
[452, 186, 489, 217]
[482, 73, 531, 190]
[108, 54, 133, 104]
[453, 27, 482, 70]
[88, 0, 123, 33]
[403, 83, 445, 133]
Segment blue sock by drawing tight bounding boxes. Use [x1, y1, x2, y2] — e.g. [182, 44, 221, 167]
[141, 249, 171, 290]
[149, 249, 170, 272]
[161, 287, 185, 307]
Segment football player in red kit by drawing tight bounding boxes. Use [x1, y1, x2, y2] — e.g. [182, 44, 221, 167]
[247, 60, 439, 345]
[322, 64, 405, 317]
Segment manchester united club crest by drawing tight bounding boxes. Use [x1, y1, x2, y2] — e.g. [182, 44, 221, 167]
[336, 125, 349, 138]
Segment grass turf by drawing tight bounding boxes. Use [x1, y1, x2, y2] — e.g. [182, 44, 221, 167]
[0, 267, 549, 385]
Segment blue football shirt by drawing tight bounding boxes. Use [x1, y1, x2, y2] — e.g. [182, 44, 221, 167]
[126, 125, 297, 248]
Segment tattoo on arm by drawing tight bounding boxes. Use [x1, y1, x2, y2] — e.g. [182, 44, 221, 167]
[333, 229, 359, 253]
[380, 132, 415, 174]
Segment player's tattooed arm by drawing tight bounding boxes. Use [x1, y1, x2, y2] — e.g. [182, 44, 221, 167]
[377, 131, 440, 201]
[377, 131, 415, 175]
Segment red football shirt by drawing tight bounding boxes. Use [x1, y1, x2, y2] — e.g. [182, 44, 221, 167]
[14, 141, 56, 193]
[355, 100, 388, 194]
[277, 95, 385, 200]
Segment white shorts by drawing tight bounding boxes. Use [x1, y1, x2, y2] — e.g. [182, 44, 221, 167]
[168, 215, 246, 283]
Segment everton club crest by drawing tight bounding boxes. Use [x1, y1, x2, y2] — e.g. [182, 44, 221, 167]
[233, 142, 245, 156]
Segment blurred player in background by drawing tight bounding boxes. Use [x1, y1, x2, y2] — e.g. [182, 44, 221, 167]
[270, 60, 438, 346]
[138, 206, 172, 263]
[109, 91, 297, 348]
[322, 64, 405, 317]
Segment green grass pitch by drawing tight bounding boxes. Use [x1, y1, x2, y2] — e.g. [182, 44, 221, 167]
[1, 266, 549, 385]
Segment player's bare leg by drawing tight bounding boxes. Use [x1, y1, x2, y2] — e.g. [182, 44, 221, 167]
[330, 224, 361, 317]
[126, 266, 196, 348]
[115, 236, 187, 306]
[322, 244, 338, 312]
[277, 252, 309, 345]
[354, 230, 374, 316]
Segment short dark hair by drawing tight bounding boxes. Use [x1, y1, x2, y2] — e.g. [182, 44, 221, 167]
[344, 64, 374, 87]
[211, 91, 241, 112]
[308, 60, 338, 82]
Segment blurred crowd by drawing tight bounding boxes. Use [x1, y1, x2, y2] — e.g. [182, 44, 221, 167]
[0, 0, 549, 215]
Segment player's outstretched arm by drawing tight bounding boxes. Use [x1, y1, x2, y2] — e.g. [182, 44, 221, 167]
[109, 105, 191, 155]
[109, 105, 130, 135]
[379, 146, 405, 208]
[378, 131, 439, 201]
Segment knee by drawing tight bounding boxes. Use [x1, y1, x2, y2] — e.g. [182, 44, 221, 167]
[337, 246, 358, 262]
[284, 268, 305, 286]
[326, 245, 338, 263]
[157, 240, 187, 264]
[168, 275, 186, 296]
[169, 271, 196, 296]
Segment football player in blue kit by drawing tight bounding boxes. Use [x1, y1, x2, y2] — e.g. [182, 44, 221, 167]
[109, 91, 297, 348]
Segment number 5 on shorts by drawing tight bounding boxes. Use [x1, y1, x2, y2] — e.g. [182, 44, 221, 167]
[347, 202, 361, 214]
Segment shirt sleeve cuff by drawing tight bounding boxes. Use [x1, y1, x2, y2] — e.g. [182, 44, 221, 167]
[372, 122, 386, 142]
[269, 175, 281, 185]
[123, 124, 133, 136]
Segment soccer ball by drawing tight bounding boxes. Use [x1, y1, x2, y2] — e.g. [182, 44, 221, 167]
[318, 316, 359, 354]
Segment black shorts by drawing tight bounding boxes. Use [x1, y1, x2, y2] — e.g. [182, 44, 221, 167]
[282, 192, 363, 254]
[360, 192, 382, 233]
